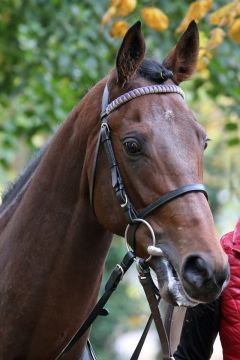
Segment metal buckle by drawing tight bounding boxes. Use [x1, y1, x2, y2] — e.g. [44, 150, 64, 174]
[120, 193, 128, 208]
[101, 122, 110, 133]
[116, 264, 124, 279]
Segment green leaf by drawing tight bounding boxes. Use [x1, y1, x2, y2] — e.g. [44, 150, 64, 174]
[227, 138, 240, 146]
[225, 122, 238, 131]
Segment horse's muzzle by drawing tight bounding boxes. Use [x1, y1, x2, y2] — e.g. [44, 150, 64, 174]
[181, 254, 230, 302]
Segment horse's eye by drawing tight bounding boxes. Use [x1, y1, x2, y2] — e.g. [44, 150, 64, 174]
[123, 139, 141, 155]
[204, 137, 210, 150]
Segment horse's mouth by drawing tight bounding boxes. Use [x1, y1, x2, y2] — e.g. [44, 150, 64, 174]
[151, 257, 200, 307]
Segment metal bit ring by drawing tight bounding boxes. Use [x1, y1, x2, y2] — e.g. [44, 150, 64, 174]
[125, 218, 156, 262]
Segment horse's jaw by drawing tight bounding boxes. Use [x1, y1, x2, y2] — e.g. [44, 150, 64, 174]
[152, 257, 203, 307]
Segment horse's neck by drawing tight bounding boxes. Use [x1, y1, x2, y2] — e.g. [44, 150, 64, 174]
[0, 81, 112, 285]
[0, 80, 112, 358]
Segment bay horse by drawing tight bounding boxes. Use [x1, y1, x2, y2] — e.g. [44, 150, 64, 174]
[0, 21, 229, 360]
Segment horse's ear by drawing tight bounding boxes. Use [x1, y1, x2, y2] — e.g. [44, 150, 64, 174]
[163, 21, 199, 83]
[116, 21, 146, 87]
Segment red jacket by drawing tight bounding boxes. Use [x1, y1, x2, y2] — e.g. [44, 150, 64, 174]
[220, 218, 240, 360]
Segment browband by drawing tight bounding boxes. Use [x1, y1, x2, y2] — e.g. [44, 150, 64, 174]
[102, 84, 185, 117]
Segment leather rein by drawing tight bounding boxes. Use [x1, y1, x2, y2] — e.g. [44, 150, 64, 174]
[55, 81, 208, 360]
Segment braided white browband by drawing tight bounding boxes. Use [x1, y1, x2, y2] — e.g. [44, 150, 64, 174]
[105, 84, 185, 115]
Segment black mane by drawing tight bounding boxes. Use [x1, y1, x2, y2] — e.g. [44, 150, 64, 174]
[138, 59, 173, 83]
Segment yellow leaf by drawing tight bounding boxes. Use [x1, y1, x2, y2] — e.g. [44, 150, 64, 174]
[111, 0, 121, 5]
[207, 28, 225, 49]
[115, 0, 137, 16]
[109, 20, 129, 38]
[176, 0, 213, 33]
[228, 18, 240, 43]
[141, 7, 169, 31]
[101, 6, 117, 25]
[209, 2, 235, 26]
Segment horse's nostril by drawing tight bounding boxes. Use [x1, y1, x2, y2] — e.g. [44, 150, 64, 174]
[182, 255, 213, 289]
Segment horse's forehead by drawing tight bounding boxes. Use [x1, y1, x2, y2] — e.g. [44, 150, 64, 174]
[118, 93, 191, 128]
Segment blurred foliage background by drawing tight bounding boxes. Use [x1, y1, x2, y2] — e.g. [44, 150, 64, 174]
[0, 0, 239, 359]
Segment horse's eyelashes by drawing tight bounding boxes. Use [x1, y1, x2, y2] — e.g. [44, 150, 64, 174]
[204, 137, 211, 150]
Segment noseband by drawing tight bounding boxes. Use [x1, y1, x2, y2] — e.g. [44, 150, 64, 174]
[90, 82, 208, 261]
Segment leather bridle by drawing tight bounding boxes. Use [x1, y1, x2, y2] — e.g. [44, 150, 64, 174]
[56, 81, 209, 360]
[90, 81, 208, 261]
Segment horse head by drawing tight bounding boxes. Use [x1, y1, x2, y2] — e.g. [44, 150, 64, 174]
[89, 21, 229, 307]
